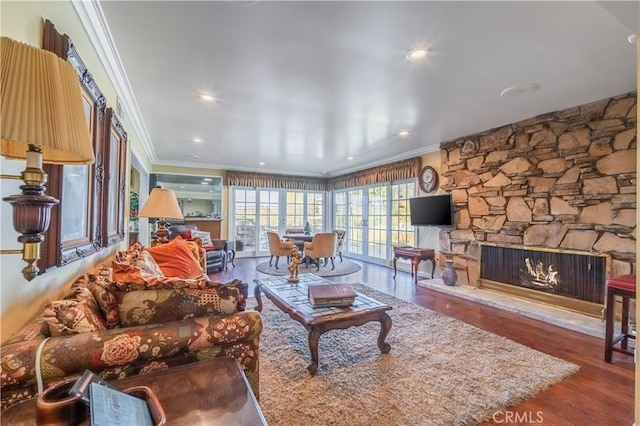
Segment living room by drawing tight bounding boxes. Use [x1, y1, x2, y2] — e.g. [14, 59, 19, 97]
[1, 1, 638, 424]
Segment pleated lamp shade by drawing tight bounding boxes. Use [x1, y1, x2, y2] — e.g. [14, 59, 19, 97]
[1, 37, 94, 164]
[139, 188, 184, 220]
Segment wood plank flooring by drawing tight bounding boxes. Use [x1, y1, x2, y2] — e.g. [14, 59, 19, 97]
[210, 256, 635, 425]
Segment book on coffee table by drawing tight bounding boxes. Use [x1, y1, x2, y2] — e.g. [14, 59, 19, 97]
[308, 283, 357, 308]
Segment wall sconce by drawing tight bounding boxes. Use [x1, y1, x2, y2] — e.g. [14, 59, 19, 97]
[138, 188, 184, 244]
[1, 37, 95, 281]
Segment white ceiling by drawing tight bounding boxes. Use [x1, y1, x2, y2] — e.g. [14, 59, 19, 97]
[97, 1, 638, 178]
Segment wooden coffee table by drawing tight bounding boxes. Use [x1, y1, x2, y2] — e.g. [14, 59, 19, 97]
[254, 274, 392, 376]
[1, 357, 266, 425]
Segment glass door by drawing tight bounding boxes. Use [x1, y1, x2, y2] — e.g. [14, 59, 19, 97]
[367, 185, 388, 260]
[233, 189, 258, 256]
[231, 188, 325, 257]
[257, 190, 280, 256]
[334, 180, 416, 264]
[347, 189, 364, 256]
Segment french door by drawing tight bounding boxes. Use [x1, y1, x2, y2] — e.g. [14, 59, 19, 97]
[231, 188, 324, 257]
[334, 180, 415, 265]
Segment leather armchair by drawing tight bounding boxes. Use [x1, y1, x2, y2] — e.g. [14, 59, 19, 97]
[267, 231, 294, 269]
[304, 232, 338, 271]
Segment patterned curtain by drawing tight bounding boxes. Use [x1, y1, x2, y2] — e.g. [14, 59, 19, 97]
[226, 171, 328, 191]
[327, 157, 422, 191]
[227, 157, 421, 191]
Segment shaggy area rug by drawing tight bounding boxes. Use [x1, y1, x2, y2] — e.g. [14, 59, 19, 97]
[257, 284, 579, 425]
[256, 259, 361, 277]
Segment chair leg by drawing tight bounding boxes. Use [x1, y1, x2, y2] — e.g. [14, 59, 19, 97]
[621, 296, 630, 350]
[604, 287, 615, 363]
[339, 252, 343, 263]
[330, 257, 335, 270]
[275, 256, 280, 269]
[269, 255, 274, 267]
[315, 258, 320, 271]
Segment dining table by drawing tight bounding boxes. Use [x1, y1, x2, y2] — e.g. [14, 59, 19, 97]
[283, 233, 314, 242]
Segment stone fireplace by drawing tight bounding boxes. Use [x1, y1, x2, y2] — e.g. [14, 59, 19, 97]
[438, 91, 636, 313]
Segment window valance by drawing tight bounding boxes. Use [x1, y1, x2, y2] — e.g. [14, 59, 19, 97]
[227, 157, 421, 192]
[226, 171, 328, 191]
[327, 157, 422, 191]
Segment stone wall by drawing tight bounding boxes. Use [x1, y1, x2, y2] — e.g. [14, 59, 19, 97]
[439, 92, 637, 286]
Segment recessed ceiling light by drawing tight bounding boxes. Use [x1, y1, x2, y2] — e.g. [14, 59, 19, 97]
[193, 138, 203, 143]
[406, 46, 430, 61]
[199, 94, 215, 102]
[258, 162, 265, 166]
[184, 155, 201, 159]
[180, 186, 185, 189]
[398, 131, 411, 137]
[500, 83, 539, 97]
[347, 156, 354, 160]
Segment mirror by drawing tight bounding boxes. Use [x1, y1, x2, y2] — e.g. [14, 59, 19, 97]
[151, 174, 223, 219]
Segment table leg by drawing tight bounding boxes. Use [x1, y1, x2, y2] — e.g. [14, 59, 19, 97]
[412, 259, 419, 283]
[253, 283, 264, 312]
[393, 256, 398, 279]
[430, 257, 435, 279]
[307, 327, 321, 376]
[377, 313, 393, 354]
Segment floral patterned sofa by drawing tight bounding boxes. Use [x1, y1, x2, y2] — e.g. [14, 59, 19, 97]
[0, 238, 262, 411]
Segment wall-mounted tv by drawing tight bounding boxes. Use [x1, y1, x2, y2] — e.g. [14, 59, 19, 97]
[409, 194, 453, 226]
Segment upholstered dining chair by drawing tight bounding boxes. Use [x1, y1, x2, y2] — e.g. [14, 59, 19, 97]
[267, 231, 294, 269]
[334, 229, 346, 263]
[304, 232, 338, 271]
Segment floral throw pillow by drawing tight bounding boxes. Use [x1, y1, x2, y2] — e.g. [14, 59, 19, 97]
[44, 299, 107, 336]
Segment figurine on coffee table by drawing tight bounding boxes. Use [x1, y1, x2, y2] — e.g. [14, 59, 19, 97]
[288, 247, 302, 283]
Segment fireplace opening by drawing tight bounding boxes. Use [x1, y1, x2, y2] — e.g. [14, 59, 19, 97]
[480, 243, 607, 316]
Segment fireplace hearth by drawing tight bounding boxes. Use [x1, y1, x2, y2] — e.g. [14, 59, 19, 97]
[480, 243, 608, 316]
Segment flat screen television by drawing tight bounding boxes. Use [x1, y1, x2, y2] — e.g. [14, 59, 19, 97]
[409, 194, 453, 226]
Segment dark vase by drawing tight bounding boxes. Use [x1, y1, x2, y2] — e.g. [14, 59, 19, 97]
[441, 260, 458, 286]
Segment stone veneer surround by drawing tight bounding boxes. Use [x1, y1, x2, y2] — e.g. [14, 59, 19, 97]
[440, 92, 637, 287]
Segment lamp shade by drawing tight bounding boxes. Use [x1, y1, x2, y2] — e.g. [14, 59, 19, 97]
[139, 188, 184, 220]
[1, 37, 94, 165]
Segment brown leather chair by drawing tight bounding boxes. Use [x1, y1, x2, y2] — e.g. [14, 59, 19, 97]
[267, 231, 294, 269]
[304, 232, 338, 271]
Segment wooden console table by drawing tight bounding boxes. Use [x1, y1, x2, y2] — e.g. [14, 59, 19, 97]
[393, 246, 436, 283]
[1, 357, 266, 425]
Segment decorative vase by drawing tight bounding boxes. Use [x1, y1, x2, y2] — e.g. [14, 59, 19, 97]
[441, 260, 458, 286]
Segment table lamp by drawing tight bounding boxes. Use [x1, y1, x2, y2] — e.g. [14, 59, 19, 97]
[1, 37, 95, 281]
[138, 188, 184, 244]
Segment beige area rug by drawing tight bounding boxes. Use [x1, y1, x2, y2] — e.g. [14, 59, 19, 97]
[257, 284, 579, 425]
[256, 259, 361, 277]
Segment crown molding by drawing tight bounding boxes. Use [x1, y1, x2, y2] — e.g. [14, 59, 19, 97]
[72, 0, 157, 164]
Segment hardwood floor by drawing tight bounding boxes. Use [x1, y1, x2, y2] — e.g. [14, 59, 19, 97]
[210, 256, 635, 425]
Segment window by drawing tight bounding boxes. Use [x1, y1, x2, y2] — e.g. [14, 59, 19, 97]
[285, 192, 304, 228]
[390, 182, 415, 247]
[305, 192, 323, 233]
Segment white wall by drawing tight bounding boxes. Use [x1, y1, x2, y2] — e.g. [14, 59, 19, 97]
[0, 1, 151, 340]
